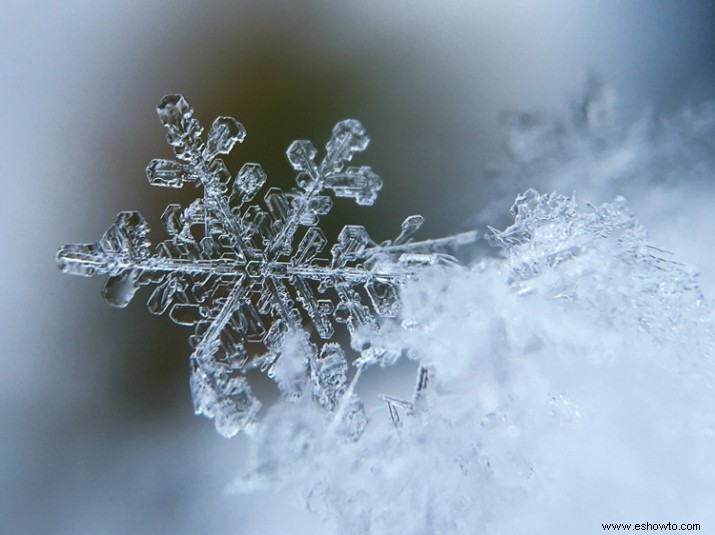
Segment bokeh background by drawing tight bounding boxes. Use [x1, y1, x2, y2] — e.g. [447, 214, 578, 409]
[2, 1, 714, 533]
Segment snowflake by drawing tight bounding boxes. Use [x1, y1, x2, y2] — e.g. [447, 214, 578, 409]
[57, 95, 477, 437]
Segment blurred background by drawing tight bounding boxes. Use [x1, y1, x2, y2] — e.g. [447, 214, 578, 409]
[1, 1, 714, 533]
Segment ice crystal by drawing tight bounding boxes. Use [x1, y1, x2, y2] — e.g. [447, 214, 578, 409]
[57, 95, 477, 437]
[489, 190, 709, 340]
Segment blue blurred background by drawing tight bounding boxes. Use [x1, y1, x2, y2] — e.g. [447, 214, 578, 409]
[1, 1, 714, 533]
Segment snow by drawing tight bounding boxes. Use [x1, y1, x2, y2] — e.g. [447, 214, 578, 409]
[235, 187, 715, 533]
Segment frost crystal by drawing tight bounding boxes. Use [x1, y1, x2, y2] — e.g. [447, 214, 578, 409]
[489, 189, 709, 345]
[57, 95, 477, 437]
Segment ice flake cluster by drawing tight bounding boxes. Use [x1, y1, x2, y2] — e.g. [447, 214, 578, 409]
[234, 190, 715, 534]
[228, 91, 715, 533]
[57, 95, 476, 437]
[489, 189, 709, 346]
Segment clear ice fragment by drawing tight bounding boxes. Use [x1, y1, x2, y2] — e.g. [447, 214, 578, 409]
[146, 159, 194, 188]
[268, 329, 313, 400]
[157, 94, 204, 161]
[203, 116, 246, 161]
[190, 363, 260, 438]
[322, 119, 369, 172]
[310, 342, 349, 412]
[234, 163, 267, 202]
[331, 225, 371, 268]
[102, 271, 140, 308]
[365, 279, 400, 317]
[287, 140, 318, 176]
[395, 215, 425, 245]
[324, 165, 382, 205]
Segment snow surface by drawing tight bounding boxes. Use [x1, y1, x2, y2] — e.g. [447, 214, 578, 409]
[234, 185, 714, 534]
[211, 85, 715, 533]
